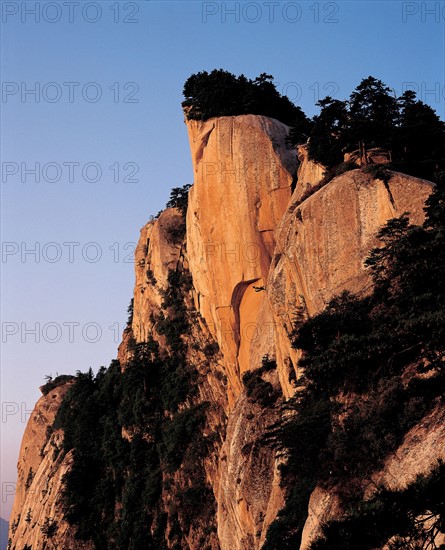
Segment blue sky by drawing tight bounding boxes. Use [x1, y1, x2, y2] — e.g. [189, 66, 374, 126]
[1, 0, 444, 521]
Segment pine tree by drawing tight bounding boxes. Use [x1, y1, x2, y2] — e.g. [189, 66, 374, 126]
[393, 90, 445, 179]
[308, 97, 348, 166]
[346, 76, 398, 159]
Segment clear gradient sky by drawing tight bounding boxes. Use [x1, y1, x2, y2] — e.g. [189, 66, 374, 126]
[1, 0, 444, 522]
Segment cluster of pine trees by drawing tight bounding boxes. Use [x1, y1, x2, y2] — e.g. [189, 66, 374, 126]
[288, 76, 445, 181]
[183, 71, 445, 181]
[52, 273, 218, 549]
[182, 69, 303, 126]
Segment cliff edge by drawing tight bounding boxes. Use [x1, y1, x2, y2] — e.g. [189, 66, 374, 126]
[9, 114, 438, 550]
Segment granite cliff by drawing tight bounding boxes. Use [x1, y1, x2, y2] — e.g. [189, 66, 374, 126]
[9, 113, 442, 550]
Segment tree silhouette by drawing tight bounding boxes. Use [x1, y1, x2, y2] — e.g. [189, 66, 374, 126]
[393, 90, 445, 179]
[346, 76, 398, 160]
[183, 69, 305, 125]
[293, 76, 444, 179]
[307, 96, 349, 166]
[166, 184, 192, 217]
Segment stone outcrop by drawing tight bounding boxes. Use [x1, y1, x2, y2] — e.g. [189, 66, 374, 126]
[10, 113, 438, 550]
[132, 208, 185, 344]
[301, 402, 445, 549]
[217, 369, 283, 550]
[269, 169, 434, 393]
[9, 383, 93, 550]
[184, 115, 298, 547]
[294, 143, 325, 203]
[186, 115, 297, 405]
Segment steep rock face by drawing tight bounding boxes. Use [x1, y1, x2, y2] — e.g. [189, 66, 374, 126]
[10, 114, 438, 550]
[294, 144, 325, 203]
[9, 383, 92, 550]
[217, 369, 283, 550]
[132, 208, 185, 343]
[185, 115, 296, 548]
[301, 402, 445, 548]
[269, 169, 434, 393]
[186, 115, 297, 404]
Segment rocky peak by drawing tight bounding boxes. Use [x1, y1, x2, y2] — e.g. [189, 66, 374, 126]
[9, 113, 439, 550]
[186, 114, 297, 405]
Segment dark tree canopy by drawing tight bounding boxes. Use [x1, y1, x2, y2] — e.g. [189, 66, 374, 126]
[307, 96, 349, 167]
[184, 71, 444, 181]
[286, 75, 445, 180]
[52, 267, 219, 549]
[392, 90, 445, 178]
[347, 76, 398, 151]
[182, 69, 308, 126]
[166, 184, 192, 217]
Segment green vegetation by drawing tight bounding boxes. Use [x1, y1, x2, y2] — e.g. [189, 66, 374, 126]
[40, 517, 58, 538]
[304, 96, 348, 167]
[311, 462, 445, 550]
[10, 515, 20, 537]
[40, 374, 74, 396]
[25, 509, 32, 524]
[166, 184, 192, 217]
[242, 356, 281, 407]
[54, 265, 220, 549]
[163, 185, 192, 244]
[264, 180, 445, 548]
[183, 70, 309, 126]
[24, 468, 34, 491]
[203, 341, 219, 358]
[164, 217, 186, 245]
[158, 403, 209, 473]
[126, 298, 134, 325]
[288, 76, 445, 181]
[362, 162, 392, 184]
[146, 268, 157, 286]
[183, 72, 444, 181]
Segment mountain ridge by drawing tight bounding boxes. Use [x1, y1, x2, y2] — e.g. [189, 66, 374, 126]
[8, 113, 442, 550]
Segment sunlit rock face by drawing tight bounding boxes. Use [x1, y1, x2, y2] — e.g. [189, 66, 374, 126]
[269, 169, 434, 391]
[186, 114, 297, 405]
[293, 143, 325, 203]
[9, 382, 94, 550]
[10, 112, 436, 550]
